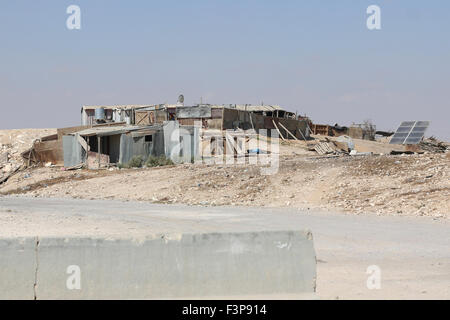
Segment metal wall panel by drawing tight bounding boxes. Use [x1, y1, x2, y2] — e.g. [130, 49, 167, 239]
[62, 135, 84, 167]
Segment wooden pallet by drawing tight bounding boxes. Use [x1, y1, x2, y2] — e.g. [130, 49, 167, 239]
[314, 142, 335, 155]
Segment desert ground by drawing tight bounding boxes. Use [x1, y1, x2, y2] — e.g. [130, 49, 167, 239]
[1, 128, 449, 219]
[1, 128, 449, 299]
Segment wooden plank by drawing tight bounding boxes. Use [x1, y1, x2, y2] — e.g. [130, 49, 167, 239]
[57, 125, 91, 141]
[97, 136, 101, 169]
[249, 113, 255, 131]
[77, 134, 88, 152]
[27, 149, 32, 167]
[272, 120, 286, 141]
[136, 112, 149, 125]
[314, 142, 334, 155]
[40, 134, 58, 142]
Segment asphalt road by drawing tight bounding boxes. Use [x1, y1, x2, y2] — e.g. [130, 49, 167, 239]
[0, 196, 449, 299]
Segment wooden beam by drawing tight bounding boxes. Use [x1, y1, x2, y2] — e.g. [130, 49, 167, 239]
[87, 136, 89, 168]
[77, 134, 88, 152]
[306, 123, 312, 136]
[272, 120, 286, 141]
[298, 127, 307, 141]
[97, 136, 101, 169]
[27, 149, 32, 167]
[278, 122, 299, 141]
[249, 113, 255, 131]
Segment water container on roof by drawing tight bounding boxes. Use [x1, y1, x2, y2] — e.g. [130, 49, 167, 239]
[95, 107, 105, 121]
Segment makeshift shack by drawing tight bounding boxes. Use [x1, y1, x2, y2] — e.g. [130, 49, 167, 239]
[62, 121, 199, 168]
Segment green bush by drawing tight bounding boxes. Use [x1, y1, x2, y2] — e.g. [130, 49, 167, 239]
[118, 155, 144, 168]
[118, 155, 174, 169]
[145, 156, 174, 167]
[128, 155, 144, 168]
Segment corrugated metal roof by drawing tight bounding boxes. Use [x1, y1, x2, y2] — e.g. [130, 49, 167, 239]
[231, 105, 285, 112]
[137, 104, 177, 111]
[82, 105, 152, 110]
[72, 125, 162, 137]
[82, 104, 287, 112]
[202, 104, 286, 112]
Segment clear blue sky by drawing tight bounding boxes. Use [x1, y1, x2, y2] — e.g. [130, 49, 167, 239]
[0, 1, 449, 139]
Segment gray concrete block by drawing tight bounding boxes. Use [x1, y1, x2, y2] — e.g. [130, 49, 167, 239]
[36, 231, 316, 299]
[0, 230, 316, 299]
[0, 237, 37, 300]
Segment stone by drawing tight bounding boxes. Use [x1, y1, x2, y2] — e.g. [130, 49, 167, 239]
[2, 163, 13, 173]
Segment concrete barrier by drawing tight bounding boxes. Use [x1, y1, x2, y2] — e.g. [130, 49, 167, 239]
[0, 231, 316, 299]
[0, 238, 37, 300]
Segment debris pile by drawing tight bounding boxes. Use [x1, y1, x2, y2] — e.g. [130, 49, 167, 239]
[419, 137, 448, 153]
[0, 129, 56, 183]
[307, 136, 354, 156]
[313, 142, 336, 155]
[307, 133, 449, 158]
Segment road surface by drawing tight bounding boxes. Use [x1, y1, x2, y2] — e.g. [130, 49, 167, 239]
[0, 196, 449, 299]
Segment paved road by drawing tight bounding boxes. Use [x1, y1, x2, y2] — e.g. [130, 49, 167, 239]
[0, 196, 449, 299]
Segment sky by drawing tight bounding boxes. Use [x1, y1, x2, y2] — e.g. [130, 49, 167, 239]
[0, 0, 449, 140]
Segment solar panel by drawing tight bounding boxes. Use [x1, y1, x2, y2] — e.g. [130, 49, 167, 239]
[389, 121, 430, 145]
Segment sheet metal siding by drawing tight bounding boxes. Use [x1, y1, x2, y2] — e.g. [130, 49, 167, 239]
[108, 135, 121, 163]
[119, 133, 163, 164]
[119, 134, 134, 164]
[131, 137, 153, 159]
[176, 106, 212, 119]
[153, 131, 165, 156]
[62, 135, 84, 167]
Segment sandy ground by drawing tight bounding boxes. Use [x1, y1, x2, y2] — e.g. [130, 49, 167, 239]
[1, 128, 448, 219]
[1, 152, 449, 219]
[1, 129, 449, 300]
[0, 197, 448, 300]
